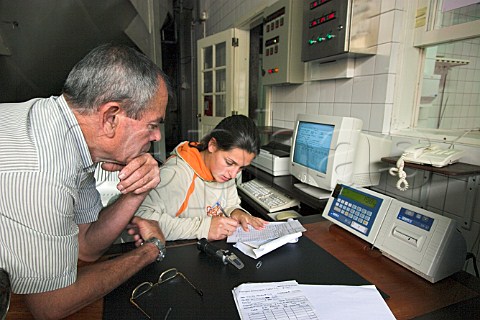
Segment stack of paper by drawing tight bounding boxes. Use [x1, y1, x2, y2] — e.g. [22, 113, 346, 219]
[232, 280, 396, 320]
[227, 220, 306, 259]
[233, 281, 319, 320]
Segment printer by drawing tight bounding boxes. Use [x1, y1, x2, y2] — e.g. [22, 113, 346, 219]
[251, 141, 291, 176]
[322, 184, 467, 283]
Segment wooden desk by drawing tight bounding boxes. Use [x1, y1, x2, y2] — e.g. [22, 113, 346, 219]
[304, 220, 480, 320]
[7, 219, 480, 320]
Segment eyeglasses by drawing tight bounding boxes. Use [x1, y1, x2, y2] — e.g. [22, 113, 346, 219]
[130, 268, 203, 319]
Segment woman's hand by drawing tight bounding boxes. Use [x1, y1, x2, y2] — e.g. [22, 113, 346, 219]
[230, 209, 268, 232]
[208, 216, 239, 240]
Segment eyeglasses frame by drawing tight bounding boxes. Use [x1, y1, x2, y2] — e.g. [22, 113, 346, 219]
[129, 268, 203, 319]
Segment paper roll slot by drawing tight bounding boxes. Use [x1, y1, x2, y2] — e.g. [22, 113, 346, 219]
[392, 227, 424, 250]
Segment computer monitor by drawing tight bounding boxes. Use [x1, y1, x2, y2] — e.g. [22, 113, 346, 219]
[290, 114, 391, 199]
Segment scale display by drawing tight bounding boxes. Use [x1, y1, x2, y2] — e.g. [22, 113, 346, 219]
[326, 185, 383, 236]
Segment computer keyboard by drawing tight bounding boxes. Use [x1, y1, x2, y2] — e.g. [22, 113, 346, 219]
[237, 179, 300, 213]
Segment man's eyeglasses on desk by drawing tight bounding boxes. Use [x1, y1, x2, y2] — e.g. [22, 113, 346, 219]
[130, 268, 203, 319]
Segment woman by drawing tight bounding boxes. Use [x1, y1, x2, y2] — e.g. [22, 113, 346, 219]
[136, 115, 268, 241]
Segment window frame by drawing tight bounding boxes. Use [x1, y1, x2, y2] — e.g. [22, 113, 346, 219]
[391, 0, 480, 146]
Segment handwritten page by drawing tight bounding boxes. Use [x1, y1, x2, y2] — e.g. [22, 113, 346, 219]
[232, 280, 320, 320]
[227, 220, 306, 243]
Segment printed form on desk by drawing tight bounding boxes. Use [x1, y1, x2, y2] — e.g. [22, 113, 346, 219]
[232, 280, 396, 320]
[227, 220, 306, 259]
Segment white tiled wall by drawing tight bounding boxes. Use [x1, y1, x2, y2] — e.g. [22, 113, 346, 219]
[199, 0, 480, 276]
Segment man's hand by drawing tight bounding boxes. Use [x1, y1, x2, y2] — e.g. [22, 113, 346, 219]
[208, 216, 239, 241]
[126, 216, 165, 247]
[230, 210, 268, 232]
[102, 153, 160, 195]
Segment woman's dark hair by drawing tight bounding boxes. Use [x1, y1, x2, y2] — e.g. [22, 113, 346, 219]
[193, 115, 261, 155]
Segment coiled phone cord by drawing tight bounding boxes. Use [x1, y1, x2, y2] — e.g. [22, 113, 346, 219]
[389, 154, 409, 191]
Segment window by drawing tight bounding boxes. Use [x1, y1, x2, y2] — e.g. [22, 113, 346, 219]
[418, 37, 479, 130]
[417, 1, 480, 130]
[393, 0, 480, 144]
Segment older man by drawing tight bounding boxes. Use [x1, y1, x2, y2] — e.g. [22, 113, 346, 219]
[0, 43, 169, 319]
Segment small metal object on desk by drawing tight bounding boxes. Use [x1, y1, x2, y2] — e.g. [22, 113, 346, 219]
[197, 238, 245, 269]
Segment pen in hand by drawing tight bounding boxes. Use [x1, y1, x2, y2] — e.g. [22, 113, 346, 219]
[215, 201, 228, 217]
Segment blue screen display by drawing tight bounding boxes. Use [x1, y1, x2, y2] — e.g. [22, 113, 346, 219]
[292, 121, 334, 174]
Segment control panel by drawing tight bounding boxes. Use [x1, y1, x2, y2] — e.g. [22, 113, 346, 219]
[323, 184, 391, 244]
[302, 0, 381, 62]
[262, 0, 304, 85]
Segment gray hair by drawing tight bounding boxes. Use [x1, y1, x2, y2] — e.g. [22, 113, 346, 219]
[62, 43, 171, 119]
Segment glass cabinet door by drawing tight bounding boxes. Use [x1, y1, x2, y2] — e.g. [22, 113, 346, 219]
[197, 28, 249, 138]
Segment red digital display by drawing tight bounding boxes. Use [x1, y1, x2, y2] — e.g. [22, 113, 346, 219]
[310, 0, 333, 10]
[309, 11, 336, 28]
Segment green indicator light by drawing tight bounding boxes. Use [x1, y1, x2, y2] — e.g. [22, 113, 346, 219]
[326, 34, 333, 39]
[309, 39, 315, 45]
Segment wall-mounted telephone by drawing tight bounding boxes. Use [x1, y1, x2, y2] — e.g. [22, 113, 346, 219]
[402, 144, 464, 167]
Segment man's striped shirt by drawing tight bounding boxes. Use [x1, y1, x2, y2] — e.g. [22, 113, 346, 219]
[0, 96, 103, 294]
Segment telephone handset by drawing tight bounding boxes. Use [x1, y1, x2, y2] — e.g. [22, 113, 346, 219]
[404, 144, 440, 160]
[402, 144, 464, 167]
[389, 143, 464, 192]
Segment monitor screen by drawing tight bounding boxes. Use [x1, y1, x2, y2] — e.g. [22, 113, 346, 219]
[292, 122, 334, 174]
[290, 114, 363, 194]
[290, 114, 392, 198]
